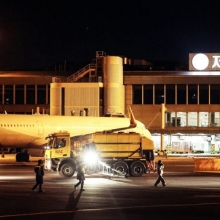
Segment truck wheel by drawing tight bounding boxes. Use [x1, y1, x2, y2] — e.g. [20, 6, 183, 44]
[130, 161, 145, 177]
[16, 152, 29, 162]
[16, 153, 21, 162]
[22, 152, 30, 162]
[114, 162, 128, 174]
[59, 163, 75, 178]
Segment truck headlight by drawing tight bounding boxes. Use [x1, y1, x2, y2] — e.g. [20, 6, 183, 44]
[45, 159, 51, 170]
[82, 149, 99, 166]
[44, 145, 51, 150]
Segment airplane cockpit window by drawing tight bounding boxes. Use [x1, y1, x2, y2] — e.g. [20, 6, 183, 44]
[56, 138, 66, 148]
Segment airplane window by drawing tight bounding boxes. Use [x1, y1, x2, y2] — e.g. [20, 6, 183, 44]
[4, 124, 6, 127]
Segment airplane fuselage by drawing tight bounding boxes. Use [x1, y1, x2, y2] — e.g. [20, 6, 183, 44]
[0, 114, 132, 148]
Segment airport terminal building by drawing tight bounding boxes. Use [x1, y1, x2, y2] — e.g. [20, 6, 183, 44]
[1, 51, 220, 153]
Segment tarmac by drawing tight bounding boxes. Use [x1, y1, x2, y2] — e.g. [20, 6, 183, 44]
[1, 153, 220, 174]
[0, 152, 219, 164]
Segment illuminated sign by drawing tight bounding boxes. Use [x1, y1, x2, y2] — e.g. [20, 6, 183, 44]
[189, 53, 220, 71]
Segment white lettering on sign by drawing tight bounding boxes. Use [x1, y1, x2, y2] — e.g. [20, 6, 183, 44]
[191, 53, 220, 70]
[212, 56, 220, 68]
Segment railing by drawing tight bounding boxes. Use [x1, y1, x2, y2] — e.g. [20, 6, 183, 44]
[67, 64, 96, 82]
[96, 51, 106, 57]
[52, 77, 62, 83]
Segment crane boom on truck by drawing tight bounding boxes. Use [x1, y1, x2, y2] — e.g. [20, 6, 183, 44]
[44, 131, 155, 177]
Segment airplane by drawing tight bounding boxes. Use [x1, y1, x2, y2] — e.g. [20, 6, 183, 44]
[0, 106, 153, 161]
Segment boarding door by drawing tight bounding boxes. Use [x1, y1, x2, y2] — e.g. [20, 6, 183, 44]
[37, 121, 44, 135]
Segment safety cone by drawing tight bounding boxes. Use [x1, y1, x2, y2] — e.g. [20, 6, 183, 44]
[1, 152, 5, 158]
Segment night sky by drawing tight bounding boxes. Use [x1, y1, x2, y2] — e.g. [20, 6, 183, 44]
[1, 0, 220, 70]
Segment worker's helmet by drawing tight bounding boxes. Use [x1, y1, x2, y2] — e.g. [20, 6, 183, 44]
[38, 159, 43, 165]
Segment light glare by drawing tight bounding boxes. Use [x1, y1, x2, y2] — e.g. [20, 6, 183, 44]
[82, 149, 99, 166]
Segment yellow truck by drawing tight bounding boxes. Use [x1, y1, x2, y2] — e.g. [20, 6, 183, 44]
[44, 131, 155, 177]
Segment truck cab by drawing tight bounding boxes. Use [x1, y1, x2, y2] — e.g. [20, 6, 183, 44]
[44, 132, 78, 177]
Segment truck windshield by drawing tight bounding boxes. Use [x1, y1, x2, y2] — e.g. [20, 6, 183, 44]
[55, 138, 66, 148]
[47, 136, 67, 149]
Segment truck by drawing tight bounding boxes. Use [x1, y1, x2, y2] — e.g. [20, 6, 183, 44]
[44, 131, 155, 177]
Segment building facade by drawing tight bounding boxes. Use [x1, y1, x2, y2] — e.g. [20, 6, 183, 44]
[0, 71, 67, 114]
[1, 52, 220, 153]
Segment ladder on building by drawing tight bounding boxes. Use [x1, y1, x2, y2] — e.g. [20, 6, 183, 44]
[97, 161, 127, 178]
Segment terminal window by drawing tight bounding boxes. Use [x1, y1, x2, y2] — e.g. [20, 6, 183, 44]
[188, 84, 197, 104]
[166, 84, 175, 104]
[133, 85, 142, 104]
[199, 84, 208, 104]
[26, 85, 35, 104]
[210, 84, 220, 104]
[155, 85, 164, 104]
[177, 84, 186, 104]
[37, 85, 46, 104]
[4, 85, 13, 104]
[15, 85, 24, 104]
[144, 85, 153, 104]
[0, 85, 2, 104]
